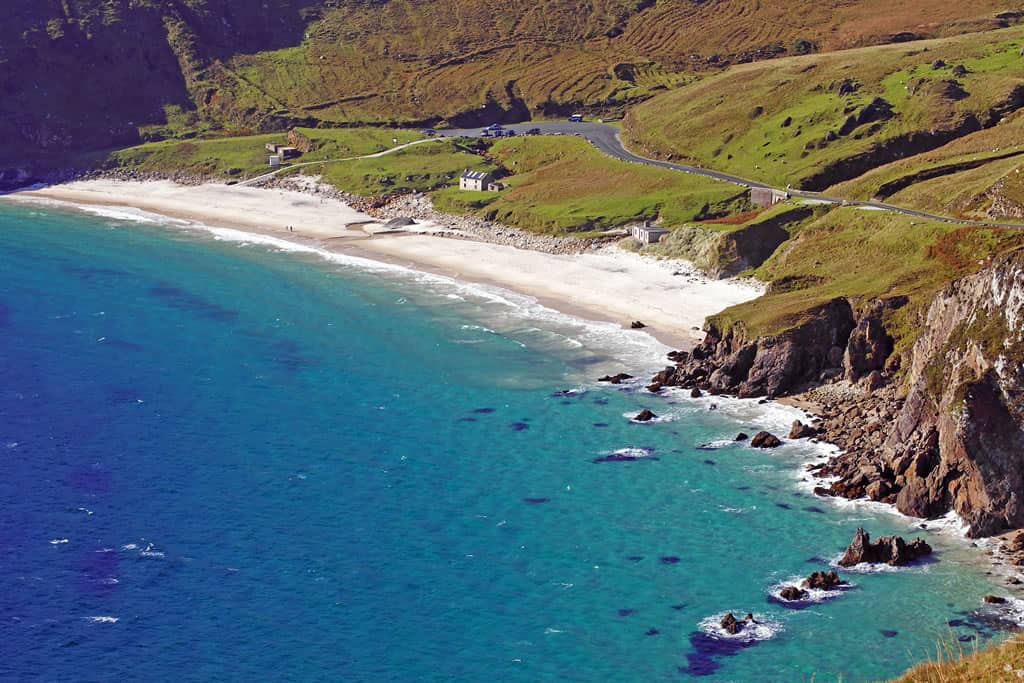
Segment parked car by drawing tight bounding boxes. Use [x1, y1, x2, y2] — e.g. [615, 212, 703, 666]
[568, 114, 583, 122]
[486, 123, 504, 131]
[480, 129, 491, 137]
[502, 129, 517, 137]
[526, 127, 541, 135]
[421, 129, 437, 136]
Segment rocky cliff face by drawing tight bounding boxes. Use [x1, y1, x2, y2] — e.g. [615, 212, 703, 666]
[655, 248, 1024, 537]
[875, 249, 1024, 536]
[653, 295, 896, 398]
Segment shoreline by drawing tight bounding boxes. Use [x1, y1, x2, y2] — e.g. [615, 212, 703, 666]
[3, 179, 763, 351]
[6, 179, 1024, 641]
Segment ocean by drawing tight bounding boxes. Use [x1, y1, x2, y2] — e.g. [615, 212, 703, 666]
[0, 200, 1017, 682]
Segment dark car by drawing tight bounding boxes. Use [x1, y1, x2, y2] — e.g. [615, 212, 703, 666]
[421, 129, 437, 136]
[486, 123, 504, 131]
[526, 128, 541, 135]
[480, 129, 491, 137]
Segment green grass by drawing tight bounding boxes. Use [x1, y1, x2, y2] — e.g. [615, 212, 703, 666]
[105, 128, 427, 180]
[432, 136, 747, 234]
[708, 208, 1024, 346]
[625, 28, 1024, 191]
[297, 139, 491, 195]
[888, 635, 1024, 682]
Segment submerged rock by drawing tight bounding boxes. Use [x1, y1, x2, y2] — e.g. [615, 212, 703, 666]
[751, 431, 783, 448]
[838, 528, 932, 567]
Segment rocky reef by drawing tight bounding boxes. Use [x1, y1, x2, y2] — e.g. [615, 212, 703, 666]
[654, 248, 1024, 538]
[838, 528, 932, 567]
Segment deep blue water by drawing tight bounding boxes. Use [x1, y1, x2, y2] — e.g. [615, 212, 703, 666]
[0, 200, 1016, 682]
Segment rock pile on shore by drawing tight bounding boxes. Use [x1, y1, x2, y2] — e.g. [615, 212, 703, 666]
[364, 192, 609, 255]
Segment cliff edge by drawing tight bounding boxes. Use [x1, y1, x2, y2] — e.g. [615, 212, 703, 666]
[655, 247, 1024, 538]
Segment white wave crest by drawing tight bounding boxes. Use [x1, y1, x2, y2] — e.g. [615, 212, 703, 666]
[698, 613, 783, 642]
[768, 576, 854, 604]
[85, 616, 119, 624]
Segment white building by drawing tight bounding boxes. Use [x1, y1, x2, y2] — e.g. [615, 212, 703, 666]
[751, 187, 789, 208]
[631, 222, 669, 244]
[459, 169, 495, 191]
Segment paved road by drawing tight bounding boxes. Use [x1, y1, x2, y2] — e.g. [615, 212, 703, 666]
[443, 122, 1024, 229]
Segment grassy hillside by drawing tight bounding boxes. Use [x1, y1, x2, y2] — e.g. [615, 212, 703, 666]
[889, 636, 1024, 682]
[432, 136, 746, 233]
[104, 128, 428, 179]
[707, 206, 1024, 354]
[829, 110, 1024, 220]
[3, 0, 1022, 179]
[624, 28, 1024, 191]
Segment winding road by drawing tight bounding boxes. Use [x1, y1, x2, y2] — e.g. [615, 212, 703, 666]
[443, 122, 1024, 229]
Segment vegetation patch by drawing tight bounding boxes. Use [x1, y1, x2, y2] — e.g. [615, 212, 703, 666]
[434, 136, 746, 234]
[625, 29, 1024, 190]
[708, 208, 1024, 345]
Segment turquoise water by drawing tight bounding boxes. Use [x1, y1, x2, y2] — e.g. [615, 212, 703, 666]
[0, 200, 1015, 682]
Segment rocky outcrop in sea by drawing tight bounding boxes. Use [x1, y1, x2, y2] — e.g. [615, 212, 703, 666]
[651, 249, 1024, 539]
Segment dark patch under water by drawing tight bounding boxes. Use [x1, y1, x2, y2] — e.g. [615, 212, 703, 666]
[522, 498, 549, 505]
[148, 283, 239, 322]
[679, 631, 759, 677]
[509, 422, 530, 431]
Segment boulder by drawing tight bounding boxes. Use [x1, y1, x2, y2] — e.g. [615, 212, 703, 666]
[803, 570, 845, 590]
[789, 420, 817, 439]
[690, 387, 703, 398]
[751, 431, 783, 448]
[385, 216, 416, 228]
[633, 409, 657, 422]
[779, 586, 809, 601]
[630, 320, 647, 329]
[720, 612, 757, 634]
[599, 373, 633, 384]
[720, 613, 741, 634]
[838, 528, 932, 567]
[735, 432, 750, 441]
[984, 595, 1007, 604]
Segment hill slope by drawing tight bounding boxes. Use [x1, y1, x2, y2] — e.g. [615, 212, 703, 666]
[2, 0, 1022, 182]
[624, 27, 1024, 190]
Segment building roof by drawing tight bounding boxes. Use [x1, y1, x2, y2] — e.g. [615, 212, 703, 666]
[461, 169, 492, 180]
[634, 224, 668, 234]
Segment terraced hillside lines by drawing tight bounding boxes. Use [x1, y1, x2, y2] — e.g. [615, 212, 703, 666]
[624, 28, 1024, 190]
[6, 0, 1024, 174]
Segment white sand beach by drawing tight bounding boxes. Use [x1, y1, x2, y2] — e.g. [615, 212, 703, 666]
[6, 179, 763, 348]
